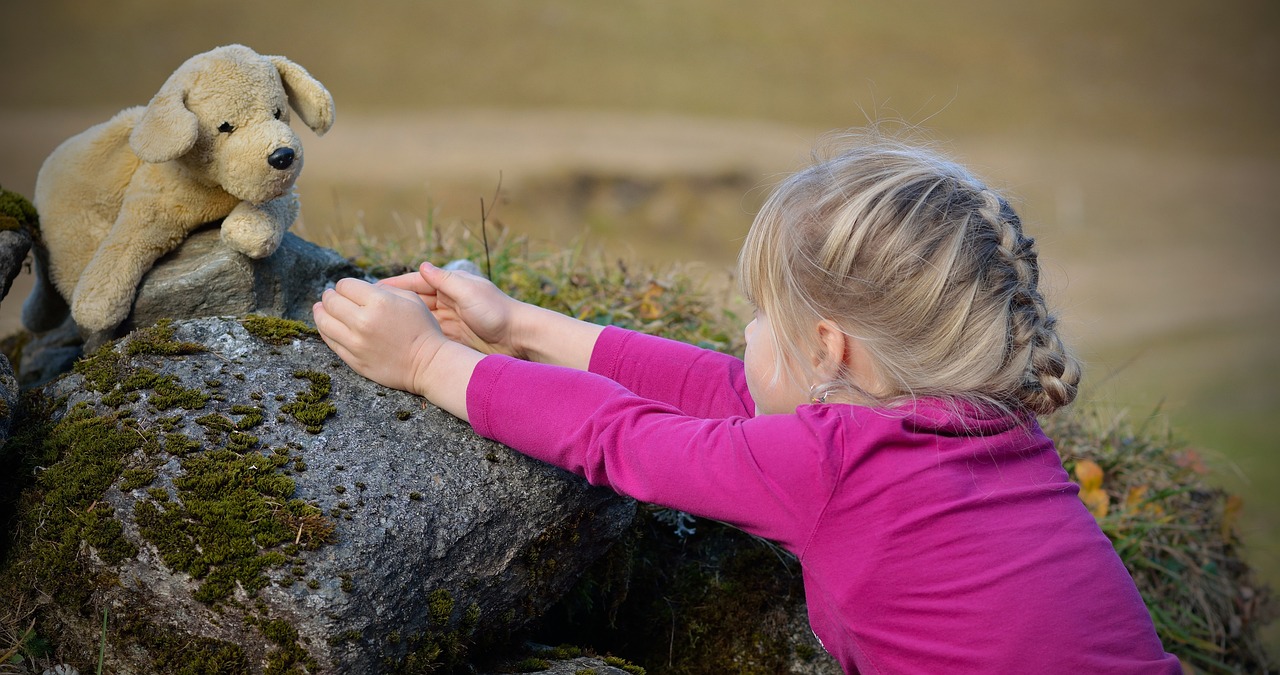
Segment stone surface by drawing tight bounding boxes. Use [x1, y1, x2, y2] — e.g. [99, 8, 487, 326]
[0, 228, 32, 304]
[13, 317, 635, 673]
[123, 225, 365, 332]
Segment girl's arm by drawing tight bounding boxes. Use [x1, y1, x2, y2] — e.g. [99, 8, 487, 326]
[378, 262, 605, 370]
[384, 263, 753, 417]
[468, 354, 837, 550]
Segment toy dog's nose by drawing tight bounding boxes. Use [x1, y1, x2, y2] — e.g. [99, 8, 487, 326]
[267, 147, 295, 170]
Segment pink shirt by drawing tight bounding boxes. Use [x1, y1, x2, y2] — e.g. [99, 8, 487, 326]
[467, 327, 1181, 673]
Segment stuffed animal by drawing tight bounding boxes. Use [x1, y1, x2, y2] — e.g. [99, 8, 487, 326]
[22, 44, 335, 344]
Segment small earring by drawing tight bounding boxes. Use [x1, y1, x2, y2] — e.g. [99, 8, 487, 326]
[809, 386, 829, 404]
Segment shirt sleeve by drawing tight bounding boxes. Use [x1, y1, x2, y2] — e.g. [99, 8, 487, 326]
[467, 354, 840, 552]
[588, 326, 754, 419]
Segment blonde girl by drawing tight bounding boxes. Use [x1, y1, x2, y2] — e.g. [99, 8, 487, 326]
[313, 135, 1180, 673]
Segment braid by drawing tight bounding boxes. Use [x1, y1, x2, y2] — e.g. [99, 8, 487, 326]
[978, 190, 1081, 415]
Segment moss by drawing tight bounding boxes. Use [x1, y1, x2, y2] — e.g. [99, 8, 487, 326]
[120, 467, 157, 491]
[125, 319, 207, 357]
[428, 588, 455, 628]
[395, 409, 412, 421]
[0, 186, 39, 234]
[515, 657, 551, 672]
[240, 315, 319, 346]
[75, 342, 208, 411]
[126, 617, 249, 674]
[231, 404, 265, 429]
[0, 404, 148, 614]
[164, 432, 203, 457]
[133, 440, 333, 605]
[257, 618, 319, 675]
[602, 656, 645, 675]
[281, 370, 337, 434]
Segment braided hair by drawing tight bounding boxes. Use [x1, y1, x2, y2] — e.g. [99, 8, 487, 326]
[739, 133, 1081, 416]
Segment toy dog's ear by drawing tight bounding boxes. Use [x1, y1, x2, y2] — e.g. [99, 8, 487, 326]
[269, 55, 335, 136]
[130, 81, 199, 163]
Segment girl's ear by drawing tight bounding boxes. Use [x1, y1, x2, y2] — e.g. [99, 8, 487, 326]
[815, 320, 883, 397]
[814, 320, 848, 380]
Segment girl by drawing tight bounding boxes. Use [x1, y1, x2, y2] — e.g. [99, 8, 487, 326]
[313, 136, 1181, 673]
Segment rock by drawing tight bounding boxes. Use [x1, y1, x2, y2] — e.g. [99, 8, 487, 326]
[0, 228, 32, 304]
[17, 227, 367, 386]
[123, 226, 365, 333]
[14, 315, 83, 388]
[0, 353, 17, 444]
[0, 186, 36, 305]
[2, 316, 635, 673]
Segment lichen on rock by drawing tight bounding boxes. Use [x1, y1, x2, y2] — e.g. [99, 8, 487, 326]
[0, 317, 635, 673]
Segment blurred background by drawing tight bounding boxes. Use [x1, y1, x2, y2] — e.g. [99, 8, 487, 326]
[1, 0, 1277, 647]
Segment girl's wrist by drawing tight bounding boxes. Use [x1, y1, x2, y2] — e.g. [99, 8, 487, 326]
[508, 302, 553, 361]
[415, 339, 483, 421]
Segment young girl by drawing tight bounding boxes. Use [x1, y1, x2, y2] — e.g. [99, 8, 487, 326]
[313, 136, 1181, 673]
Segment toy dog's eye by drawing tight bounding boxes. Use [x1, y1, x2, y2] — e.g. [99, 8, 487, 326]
[274, 108, 282, 120]
[218, 122, 235, 133]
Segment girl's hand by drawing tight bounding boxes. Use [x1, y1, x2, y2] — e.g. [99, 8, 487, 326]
[378, 262, 528, 358]
[313, 278, 449, 397]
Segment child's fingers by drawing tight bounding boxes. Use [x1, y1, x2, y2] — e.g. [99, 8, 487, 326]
[378, 270, 435, 295]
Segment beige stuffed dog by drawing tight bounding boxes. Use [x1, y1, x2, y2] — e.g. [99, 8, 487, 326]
[22, 44, 335, 343]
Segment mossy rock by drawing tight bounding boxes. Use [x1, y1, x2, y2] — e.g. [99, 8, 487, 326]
[0, 317, 635, 673]
[0, 185, 38, 234]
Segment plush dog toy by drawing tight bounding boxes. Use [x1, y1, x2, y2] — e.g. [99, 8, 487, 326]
[22, 44, 335, 343]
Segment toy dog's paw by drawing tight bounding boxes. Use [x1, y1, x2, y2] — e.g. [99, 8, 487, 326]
[70, 283, 128, 334]
[222, 201, 287, 259]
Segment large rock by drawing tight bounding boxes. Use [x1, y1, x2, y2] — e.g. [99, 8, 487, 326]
[123, 226, 364, 333]
[1, 316, 635, 673]
[17, 227, 364, 386]
[0, 228, 31, 304]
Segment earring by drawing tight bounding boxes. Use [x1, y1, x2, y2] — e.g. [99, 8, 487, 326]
[809, 385, 829, 404]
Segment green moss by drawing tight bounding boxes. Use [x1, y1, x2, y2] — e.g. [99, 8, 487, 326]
[428, 588, 455, 628]
[515, 657, 551, 672]
[126, 618, 249, 675]
[281, 370, 337, 434]
[121, 467, 157, 491]
[0, 404, 148, 611]
[125, 319, 207, 357]
[258, 618, 319, 675]
[0, 186, 39, 233]
[231, 405, 265, 429]
[75, 342, 208, 411]
[240, 315, 319, 346]
[164, 432, 203, 457]
[133, 443, 331, 605]
[395, 409, 412, 421]
[602, 656, 645, 675]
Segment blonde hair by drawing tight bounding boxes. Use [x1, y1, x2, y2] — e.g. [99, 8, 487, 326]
[739, 134, 1081, 416]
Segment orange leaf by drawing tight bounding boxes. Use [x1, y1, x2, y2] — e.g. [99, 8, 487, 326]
[1073, 459, 1104, 492]
[1124, 485, 1148, 511]
[1080, 487, 1110, 520]
[638, 281, 665, 320]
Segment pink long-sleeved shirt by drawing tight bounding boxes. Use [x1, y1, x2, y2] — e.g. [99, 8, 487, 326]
[467, 326, 1181, 673]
